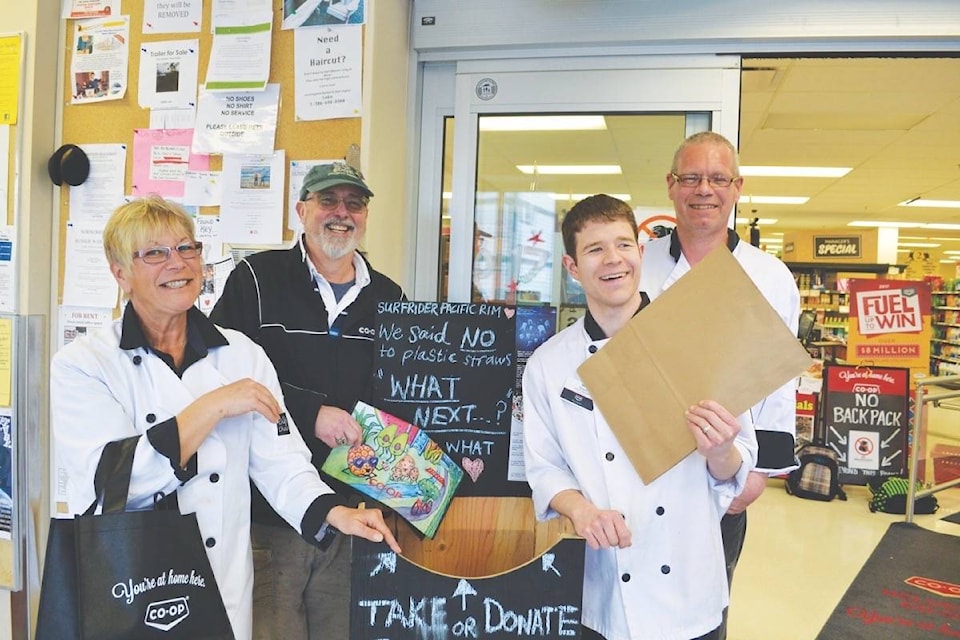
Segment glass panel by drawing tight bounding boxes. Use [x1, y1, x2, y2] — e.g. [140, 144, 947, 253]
[470, 113, 690, 319]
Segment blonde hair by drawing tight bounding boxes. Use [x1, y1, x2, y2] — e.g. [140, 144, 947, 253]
[102, 196, 196, 270]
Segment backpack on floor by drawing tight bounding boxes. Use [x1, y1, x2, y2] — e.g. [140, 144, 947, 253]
[868, 476, 939, 514]
[785, 442, 847, 502]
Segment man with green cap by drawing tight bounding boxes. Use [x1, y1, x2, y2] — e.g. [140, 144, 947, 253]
[212, 161, 405, 639]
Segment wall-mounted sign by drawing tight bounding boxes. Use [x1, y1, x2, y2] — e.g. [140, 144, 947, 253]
[813, 235, 861, 259]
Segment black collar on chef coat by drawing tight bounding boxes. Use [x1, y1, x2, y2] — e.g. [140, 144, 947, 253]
[584, 292, 651, 341]
[668, 227, 740, 262]
[120, 304, 229, 378]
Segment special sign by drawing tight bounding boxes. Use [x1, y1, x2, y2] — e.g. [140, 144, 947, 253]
[821, 365, 909, 485]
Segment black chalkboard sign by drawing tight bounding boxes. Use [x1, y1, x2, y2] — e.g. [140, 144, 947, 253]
[350, 537, 585, 639]
[821, 364, 910, 485]
[371, 301, 521, 496]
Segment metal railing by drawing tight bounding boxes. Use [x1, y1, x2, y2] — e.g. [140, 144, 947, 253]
[906, 374, 960, 522]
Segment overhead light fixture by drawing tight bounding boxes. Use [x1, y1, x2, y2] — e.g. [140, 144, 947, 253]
[479, 115, 607, 131]
[549, 193, 631, 201]
[849, 221, 960, 231]
[898, 198, 960, 209]
[516, 165, 621, 175]
[738, 195, 809, 205]
[735, 217, 778, 225]
[898, 242, 941, 248]
[760, 238, 783, 245]
[740, 166, 851, 178]
[943, 250, 960, 255]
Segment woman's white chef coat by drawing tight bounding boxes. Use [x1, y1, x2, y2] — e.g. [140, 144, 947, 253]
[51, 318, 337, 640]
[522, 318, 758, 640]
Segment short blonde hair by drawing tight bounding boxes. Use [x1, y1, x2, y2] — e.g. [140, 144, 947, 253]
[103, 196, 196, 270]
[671, 131, 740, 175]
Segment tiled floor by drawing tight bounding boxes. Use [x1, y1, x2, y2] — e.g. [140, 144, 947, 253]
[727, 401, 960, 640]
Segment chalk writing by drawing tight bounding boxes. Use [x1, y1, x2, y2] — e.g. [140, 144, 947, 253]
[372, 301, 521, 496]
[350, 538, 585, 639]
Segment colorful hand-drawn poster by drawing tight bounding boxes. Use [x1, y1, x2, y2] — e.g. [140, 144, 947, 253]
[322, 401, 463, 538]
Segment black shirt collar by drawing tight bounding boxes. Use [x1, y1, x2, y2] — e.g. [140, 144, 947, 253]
[668, 228, 740, 262]
[119, 304, 229, 374]
[584, 292, 650, 341]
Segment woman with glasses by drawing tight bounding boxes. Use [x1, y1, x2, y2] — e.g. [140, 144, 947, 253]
[51, 196, 400, 640]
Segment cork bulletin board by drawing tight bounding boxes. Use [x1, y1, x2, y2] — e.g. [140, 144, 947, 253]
[56, 1, 361, 302]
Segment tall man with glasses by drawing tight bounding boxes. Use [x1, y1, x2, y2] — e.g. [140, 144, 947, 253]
[211, 162, 405, 639]
[640, 131, 800, 640]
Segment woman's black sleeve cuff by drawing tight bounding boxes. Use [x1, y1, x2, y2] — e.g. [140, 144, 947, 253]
[300, 493, 349, 548]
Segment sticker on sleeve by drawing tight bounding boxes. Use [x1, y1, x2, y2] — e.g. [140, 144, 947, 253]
[560, 387, 594, 411]
[277, 413, 291, 436]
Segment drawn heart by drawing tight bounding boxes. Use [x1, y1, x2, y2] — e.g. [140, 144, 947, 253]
[504, 308, 515, 319]
[462, 457, 484, 482]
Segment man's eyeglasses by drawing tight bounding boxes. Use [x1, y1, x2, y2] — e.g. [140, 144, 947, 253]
[305, 194, 369, 213]
[671, 173, 739, 189]
[133, 241, 203, 264]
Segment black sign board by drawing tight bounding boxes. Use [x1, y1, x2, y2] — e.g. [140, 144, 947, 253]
[350, 537, 584, 639]
[821, 364, 910, 485]
[813, 235, 862, 259]
[372, 301, 521, 496]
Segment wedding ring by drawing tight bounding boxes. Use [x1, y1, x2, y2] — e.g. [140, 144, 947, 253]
[700, 424, 712, 434]
[335, 436, 347, 446]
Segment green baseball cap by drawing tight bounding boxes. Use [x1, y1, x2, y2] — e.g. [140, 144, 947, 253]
[299, 161, 374, 201]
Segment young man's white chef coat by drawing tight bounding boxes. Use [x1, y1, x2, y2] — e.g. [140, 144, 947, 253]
[523, 318, 758, 640]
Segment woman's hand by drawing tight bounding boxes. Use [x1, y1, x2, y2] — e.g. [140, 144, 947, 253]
[176, 379, 283, 466]
[326, 505, 402, 554]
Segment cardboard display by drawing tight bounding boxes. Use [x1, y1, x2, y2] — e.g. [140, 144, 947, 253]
[578, 247, 812, 483]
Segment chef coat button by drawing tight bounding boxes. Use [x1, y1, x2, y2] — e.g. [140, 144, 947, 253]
[656, 506, 665, 516]
[605, 452, 614, 461]
[621, 573, 631, 582]
[588, 345, 598, 354]
[132, 355, 142, 365]
[146, 413, 156, 423]
[210, 473, 220, 483]
[205, 537, 216, 548]
[661, 565, 671, 574]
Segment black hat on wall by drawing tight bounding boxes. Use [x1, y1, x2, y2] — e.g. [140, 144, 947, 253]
[48, 144, 90, 186]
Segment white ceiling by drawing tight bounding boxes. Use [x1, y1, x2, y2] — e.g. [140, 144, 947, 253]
[472, 56, 960, 260]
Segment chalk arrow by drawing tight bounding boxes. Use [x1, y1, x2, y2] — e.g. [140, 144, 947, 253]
[829, 443, 843, 460]
[452, 579, 477, 611]
[882, 451, 901, 466]
[881, 429, 901, 448]
[829, 427, 847, 445]
[369, 552, 397, 577]
[541, 553, 561, 577]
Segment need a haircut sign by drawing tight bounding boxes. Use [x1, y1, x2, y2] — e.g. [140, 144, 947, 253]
[821, 365, 909, 485]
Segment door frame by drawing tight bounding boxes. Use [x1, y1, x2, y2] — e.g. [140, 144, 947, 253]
[413, 54, 742, 301]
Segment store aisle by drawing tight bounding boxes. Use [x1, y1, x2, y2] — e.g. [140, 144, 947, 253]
[728, 415, 960, 640]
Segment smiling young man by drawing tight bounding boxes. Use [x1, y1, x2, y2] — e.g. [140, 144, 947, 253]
[522, 194, 757, 640]
[640, 131, 800, 639]
[211, 162, 405, 639]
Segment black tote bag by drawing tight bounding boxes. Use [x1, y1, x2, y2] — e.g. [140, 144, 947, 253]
[36, 437, 234, 640]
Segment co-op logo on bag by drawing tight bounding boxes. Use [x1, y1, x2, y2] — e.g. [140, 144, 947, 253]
[145, 596, 191, 631]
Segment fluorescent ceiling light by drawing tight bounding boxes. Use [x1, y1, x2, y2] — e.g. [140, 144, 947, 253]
[849, 221, 960, 231]
[735, 217, 778, 225]
[943, 250, 960, 255]
[898, 242, 941, 248]
[516, 165, 621, 175]
[479, 115, 607, 131]
[740, 166, 851, 178]
[760, 238, 783, 245]
[549, 193, 631, 201]
[738, 195, 809, 205]
[898, 198, 960, 209]
[941, 259, 958, 264]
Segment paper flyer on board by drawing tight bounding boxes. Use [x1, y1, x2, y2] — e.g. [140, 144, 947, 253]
[322, 401, 463, 538]
[70, 16, 129, 104]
